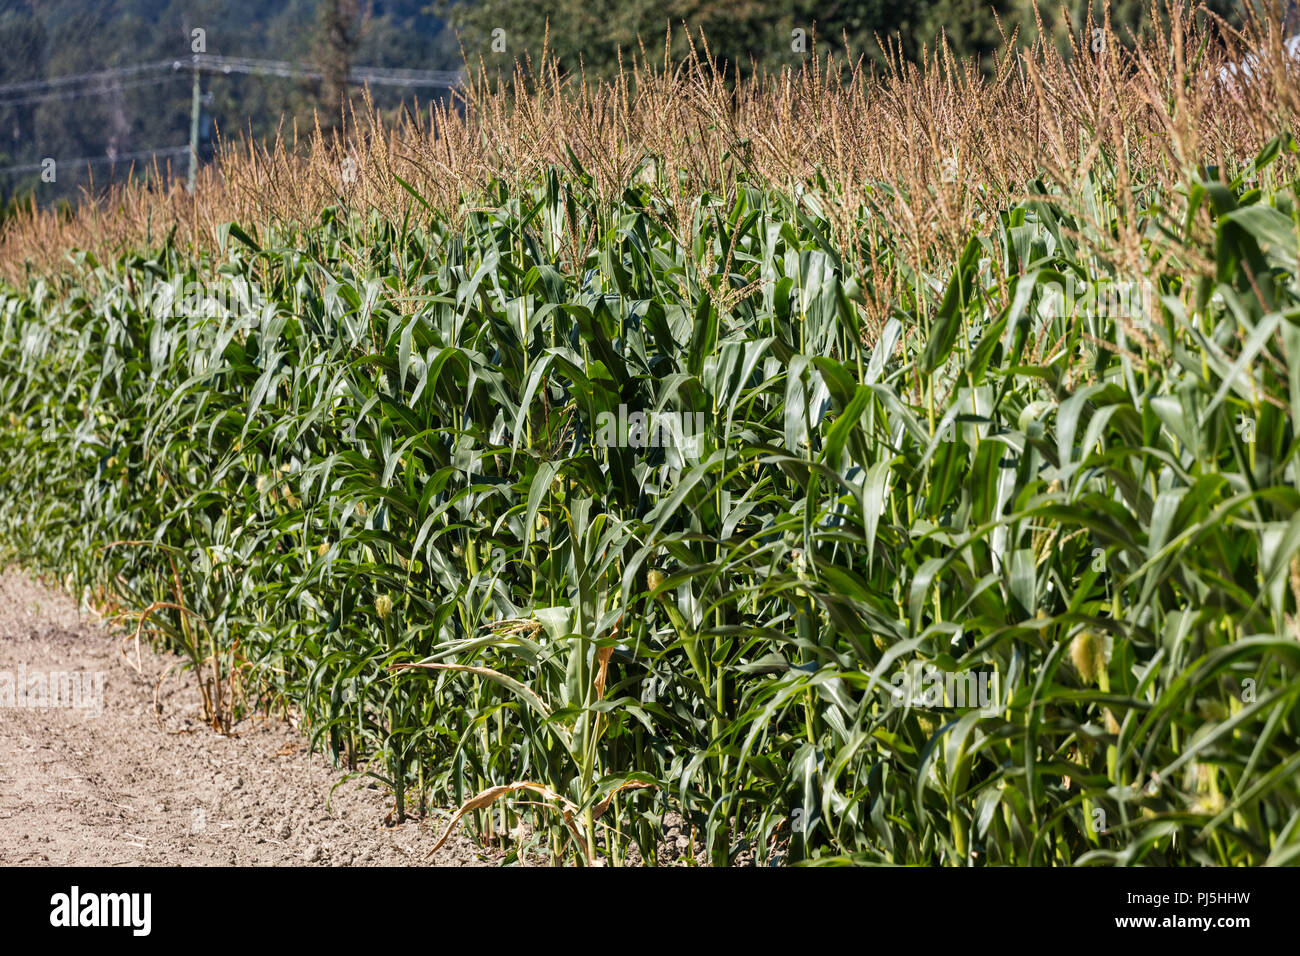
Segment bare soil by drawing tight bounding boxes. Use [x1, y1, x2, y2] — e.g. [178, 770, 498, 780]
[0, 567, 500, 867]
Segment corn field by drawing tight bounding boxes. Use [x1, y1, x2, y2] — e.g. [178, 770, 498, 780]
[2, 5, 1300, 865]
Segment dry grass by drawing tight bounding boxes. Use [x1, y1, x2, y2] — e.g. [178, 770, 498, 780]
[1, 1, 1297, 288]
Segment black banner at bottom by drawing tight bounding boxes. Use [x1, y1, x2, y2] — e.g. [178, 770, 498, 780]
[0, 864, 1278, 943]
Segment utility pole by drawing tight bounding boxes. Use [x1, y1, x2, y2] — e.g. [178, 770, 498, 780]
[187, 54, 201, 192]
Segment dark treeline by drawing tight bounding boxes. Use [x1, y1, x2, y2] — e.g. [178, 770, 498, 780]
[0, 0, 457, 205]
[435, 0, 1252, 76]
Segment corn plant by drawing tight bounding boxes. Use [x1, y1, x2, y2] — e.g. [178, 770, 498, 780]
[2, 37, 1300, 864]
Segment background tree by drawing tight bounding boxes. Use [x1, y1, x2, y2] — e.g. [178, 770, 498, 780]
[0, 1, 458, 205]
[315, 0, 366, 129]
[434, 0, 1252, 78]
[433, 0, 926, 78]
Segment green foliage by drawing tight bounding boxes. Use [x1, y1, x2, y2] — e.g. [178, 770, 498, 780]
[3, 135, 1300, 865]
[435, 0, 957, 76]
[0, 0, 459, 204]
[433, 0, 1249, 78]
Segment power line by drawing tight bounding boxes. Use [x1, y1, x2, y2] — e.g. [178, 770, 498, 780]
[0, 55, 461, 106]
[0, 61, 175, 98]
[0, 56, 462, 183]
[0, 146, 190, 177]
[187, 54, 462, 88]
[0, 73, 185, 110]
[352, 65, 466, 88]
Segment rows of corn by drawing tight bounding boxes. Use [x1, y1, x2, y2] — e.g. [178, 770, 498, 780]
[2, 136, 1300, 865]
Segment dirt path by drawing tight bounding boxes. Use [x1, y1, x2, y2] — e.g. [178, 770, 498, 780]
[0, 568, 493, 866]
